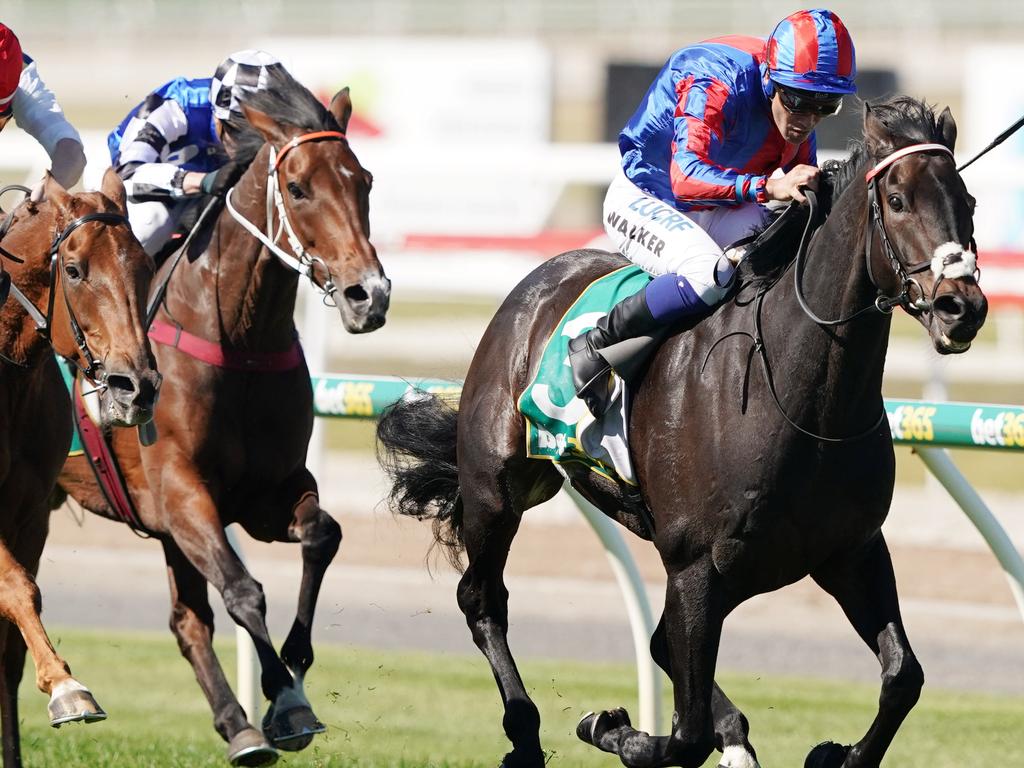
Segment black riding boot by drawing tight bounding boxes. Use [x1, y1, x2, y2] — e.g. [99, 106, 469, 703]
[568, 288, 660, 417]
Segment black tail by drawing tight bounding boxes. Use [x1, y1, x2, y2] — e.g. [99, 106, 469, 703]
[376, 391, 464, 570]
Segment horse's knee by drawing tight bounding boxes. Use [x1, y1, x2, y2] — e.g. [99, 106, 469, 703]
[304, 512, 342, 559]
[881, 652, 924, 710]
[0, 569, 41, 621]
[879, 624, 924, 710]
[291, 497, 342, 556]
[222, 575, 266, 622]
[168, 603, 213, 657]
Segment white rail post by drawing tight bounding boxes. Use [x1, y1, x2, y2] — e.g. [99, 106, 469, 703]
[915, 446, 1024, 623]
[563, 485, 662, 735]
[225, 525, 262, 727]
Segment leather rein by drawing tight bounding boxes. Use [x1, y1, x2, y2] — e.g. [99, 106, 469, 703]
[717, 143, 968, 443]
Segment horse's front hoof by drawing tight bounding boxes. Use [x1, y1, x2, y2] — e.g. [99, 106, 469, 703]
[576, 707, 631, 751]
[498, 747, 546, 768]
[48, 682, 107, 727]
[227, 727, 278, 767]
[262, 703, 325, 751]
[805, 741, 850, 768]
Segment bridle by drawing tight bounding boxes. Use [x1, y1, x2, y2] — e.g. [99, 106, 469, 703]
[794, 142, 968, 327]
[712, 143, 974, 443]
[225, 129, 348, 305]
[0, 184, 130, 383]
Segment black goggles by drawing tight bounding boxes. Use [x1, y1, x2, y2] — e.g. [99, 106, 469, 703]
[776, 86, 843, 117]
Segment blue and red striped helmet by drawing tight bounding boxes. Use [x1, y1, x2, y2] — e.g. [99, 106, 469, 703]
[766, 9, 857, 95]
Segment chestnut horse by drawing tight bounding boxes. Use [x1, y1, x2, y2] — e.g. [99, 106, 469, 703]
[0, 170, 159, 767]
[377, 98, 988, 768]
[54, 70, 388, 766]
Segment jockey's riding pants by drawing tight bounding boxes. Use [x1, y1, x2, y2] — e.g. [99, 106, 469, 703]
[602, 169, 768, 320]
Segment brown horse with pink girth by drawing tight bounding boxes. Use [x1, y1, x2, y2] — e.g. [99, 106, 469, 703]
[0, 170, 159, 767]
[53, 68, 388, 767]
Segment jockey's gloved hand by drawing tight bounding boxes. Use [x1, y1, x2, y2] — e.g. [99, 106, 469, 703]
[199, 159, 247, 197]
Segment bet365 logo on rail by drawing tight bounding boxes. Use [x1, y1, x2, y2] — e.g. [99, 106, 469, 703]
[888, 405, 937, 442]
[970, 409, 1024, 447]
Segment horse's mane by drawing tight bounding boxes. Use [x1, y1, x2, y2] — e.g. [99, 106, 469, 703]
[224, 66, 342, 167]
[740, 95, 945, 281]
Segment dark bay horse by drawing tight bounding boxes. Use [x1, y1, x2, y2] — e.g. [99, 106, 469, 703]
[53, 73, 388, 767]
[0, 170, 159, 767]
[377, 97, 988, 768]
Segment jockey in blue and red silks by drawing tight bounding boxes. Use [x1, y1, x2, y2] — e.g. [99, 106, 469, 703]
[570, 8, 858, 417]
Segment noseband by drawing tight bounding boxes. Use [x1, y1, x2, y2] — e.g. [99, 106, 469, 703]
[225, 130, 348, 305]
[0, 187, 129, 383]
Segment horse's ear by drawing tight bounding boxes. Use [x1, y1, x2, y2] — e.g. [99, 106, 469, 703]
[239, 102, 289, 146]
[863, 102, 895, 158]
[99, 167, 128, 213]
[937, 106, 958, 151]
[42, 172, 72, 213]
[329, 87, 352, 133]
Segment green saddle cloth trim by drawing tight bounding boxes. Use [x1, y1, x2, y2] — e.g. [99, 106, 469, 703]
[517, 265, 652, 482]
[56, 355, 84, 456]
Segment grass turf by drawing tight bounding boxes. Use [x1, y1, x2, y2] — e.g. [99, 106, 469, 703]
[15, 628, 1024, 767]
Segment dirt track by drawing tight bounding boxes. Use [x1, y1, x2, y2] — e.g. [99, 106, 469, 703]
[38, 452, 1024, 697]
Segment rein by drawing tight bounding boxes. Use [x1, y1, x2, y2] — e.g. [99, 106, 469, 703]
[0, 189, 130, 382]
[225, 130, 347, 305]
[719, 143, 964, 443]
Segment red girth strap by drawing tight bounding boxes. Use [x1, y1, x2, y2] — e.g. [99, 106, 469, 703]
[149, 319, 304, 372]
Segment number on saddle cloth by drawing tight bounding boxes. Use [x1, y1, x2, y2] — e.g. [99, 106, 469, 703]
[517, 265, 654, 485]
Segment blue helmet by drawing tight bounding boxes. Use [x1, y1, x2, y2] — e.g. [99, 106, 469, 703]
[767, 8, 857, 95]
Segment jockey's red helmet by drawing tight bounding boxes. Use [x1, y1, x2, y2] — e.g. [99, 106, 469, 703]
[0, 24, 23, 116]
[766, 8, 857, 96]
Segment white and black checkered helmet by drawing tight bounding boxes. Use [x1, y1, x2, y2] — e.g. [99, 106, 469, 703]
[209, 49, 283, 121]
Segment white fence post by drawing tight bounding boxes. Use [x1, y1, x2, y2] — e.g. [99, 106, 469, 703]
[914, 447, 1024, 623]
[563, 485, 662, 735]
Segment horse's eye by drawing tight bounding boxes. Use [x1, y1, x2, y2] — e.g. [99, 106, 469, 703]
[64, 263, 83, 282]
[887, 194, 904, 212]
[287, 181, 306, 200]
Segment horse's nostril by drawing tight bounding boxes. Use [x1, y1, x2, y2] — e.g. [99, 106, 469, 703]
[343, 284, 369, 304]
[932, 294, 966, 320]
[106, 374, 138, 396]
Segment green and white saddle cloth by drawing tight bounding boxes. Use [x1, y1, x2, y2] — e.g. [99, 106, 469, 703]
[517, 265, 653, 485]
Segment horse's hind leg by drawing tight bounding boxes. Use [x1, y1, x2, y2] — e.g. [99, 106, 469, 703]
[579, 558, 722, 768]
[162, 540, 277, 767]
[457, 459, 554, 768]
[650, 615, 760, 768]
[807, 533, 923, 768]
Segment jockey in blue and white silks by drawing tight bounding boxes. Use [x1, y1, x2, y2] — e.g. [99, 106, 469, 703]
[569, 8, 858, 418]
[108, 50, 284, 258]
[0, 23, 85, 197]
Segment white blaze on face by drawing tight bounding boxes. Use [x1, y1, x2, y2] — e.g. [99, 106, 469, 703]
[931, 241, 976, 280]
